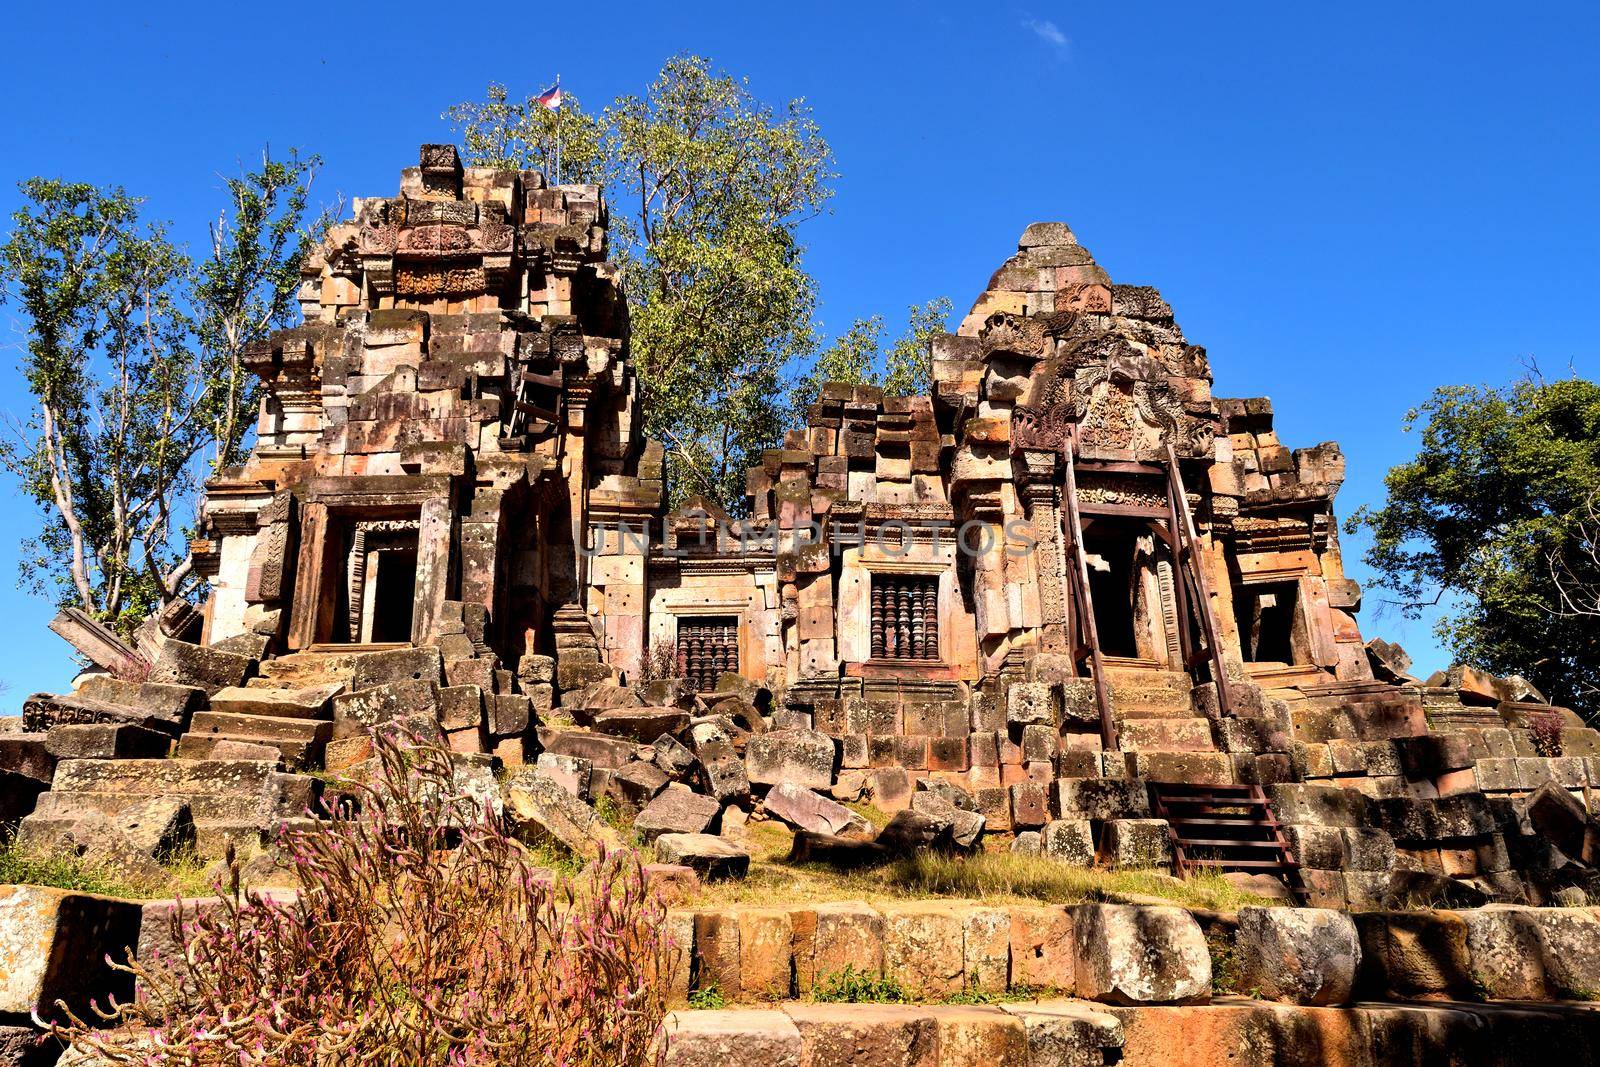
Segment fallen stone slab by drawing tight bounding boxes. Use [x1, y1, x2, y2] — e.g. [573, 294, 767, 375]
[787, 831, 893, 869]
[609, 760, 671, 810]
[658, 1009, 801, 1066]
[875, 808, 954, 855]
[44, 723, 170, 760]
[207, 683, 341, 719]
[0, 885, 142, 1019]
[745, 729, 836, 791]
[592, 706, 690, 744]
[1072, 904, 1211, 1005]
[75, 676, 204, 723]
[688, 721, 751, 803]
[654, 833, 749, 880]
[534, 752, 593, 798]
[765, 782, 871, 836]
[503, 767, 621, 860]
[909, 791, 984, 848]
[22, 692, 178, 735]
[652, 734, 698, 779]
[539, 727, 642, 770]
[1234, 906, 1360, 1005]
[0, 735, 56, 782]
[150, 640, 253, 693]
[635, 784, 722, 841]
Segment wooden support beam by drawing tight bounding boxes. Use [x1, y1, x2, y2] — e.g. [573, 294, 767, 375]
[1062, 435, 1118, 751]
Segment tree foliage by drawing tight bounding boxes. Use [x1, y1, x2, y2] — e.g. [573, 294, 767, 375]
[448, 56, 834, 511]
[789, 298, 953, 414]
[0, 152, 323, 632]
[1348, 373, 1600, 717]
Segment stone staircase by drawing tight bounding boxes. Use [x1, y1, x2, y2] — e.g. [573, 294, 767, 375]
[1104, 665, 1217, 753]
[171, 650, 364, 769]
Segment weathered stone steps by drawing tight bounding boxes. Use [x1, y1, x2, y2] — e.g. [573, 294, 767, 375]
[1117, 718, 1216, 752]
[658, 999, 1600, 1066]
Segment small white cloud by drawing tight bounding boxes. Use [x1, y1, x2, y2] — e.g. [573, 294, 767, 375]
[1024, 17, 1069, 51]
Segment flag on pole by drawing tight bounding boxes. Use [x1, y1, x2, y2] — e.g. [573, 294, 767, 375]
[536, 80, 563, 110]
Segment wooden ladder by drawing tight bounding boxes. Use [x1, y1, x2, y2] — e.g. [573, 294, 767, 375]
[1149, 781, 1306, 903]
[1057, 439, 1239, 746]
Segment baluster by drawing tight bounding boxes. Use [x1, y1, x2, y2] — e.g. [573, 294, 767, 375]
[871, 581, 885, 659]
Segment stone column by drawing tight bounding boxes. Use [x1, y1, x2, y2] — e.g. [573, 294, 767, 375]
[411, 496, 454, 644]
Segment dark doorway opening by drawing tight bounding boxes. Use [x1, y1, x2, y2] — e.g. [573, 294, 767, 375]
[1084, 532, 1138, 659]
[370, 547, 419, 643]
[1234, 580, 1301, 663]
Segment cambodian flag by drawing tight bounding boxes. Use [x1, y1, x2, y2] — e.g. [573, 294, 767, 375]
[536, 81, 563, 110]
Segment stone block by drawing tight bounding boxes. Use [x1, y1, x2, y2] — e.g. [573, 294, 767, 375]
[350, 646, 442, 689]
[1354, 910, 1478, 1001]
[1002, 1000, 1125, 1067]
[811, 902, 885, 985]
[1100, 819, 1173, 869]
[1041, 819, 1095, 866]
[1009, 904, 1075, 991]
[745, 729, 836, 790]
[1461, 905, 1600, 1001]
[881, 902, 966, 999]
[1071, 904, 1210, 1005]
[1007, 682, 1057, 726]
[782, 1004, 936, 1067]
[635, 784, 721, 842]
[1053, 778, 1151, 820]
[1235, 906, 1360, 1005]
[961, 906, 1012, 994]
[654, 834, 749, 880]
[150, 640, 253, 693]
[736, 908, 795, 1000]
[1011, 780, 1049, 829]
[658, 1009, 800, 1066]
[0, 886, 141, 1018]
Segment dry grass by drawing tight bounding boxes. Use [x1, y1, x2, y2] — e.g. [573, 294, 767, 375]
[0, 839, 218, 901]
[693, 821, 1274, 911]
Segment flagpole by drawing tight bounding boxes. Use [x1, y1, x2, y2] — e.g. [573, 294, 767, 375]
[555, 74, 562, 186]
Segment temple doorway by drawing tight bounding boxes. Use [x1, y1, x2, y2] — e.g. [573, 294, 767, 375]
[343, 519, 421, 644]
[1232, 579, 1310, 664]
[1081, 522, 1174, 664]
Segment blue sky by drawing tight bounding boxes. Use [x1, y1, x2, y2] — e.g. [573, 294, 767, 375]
[0, 0, 1595, 697]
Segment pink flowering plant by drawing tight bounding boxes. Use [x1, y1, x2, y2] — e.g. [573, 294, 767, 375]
[42, 733, 676, 1065]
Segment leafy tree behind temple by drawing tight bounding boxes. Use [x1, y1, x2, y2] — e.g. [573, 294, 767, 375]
[1349, 373, 1600, 718]
[789, 298, 954, 415]
[448, 56, 833, 512]
[0, 152, 324, 634]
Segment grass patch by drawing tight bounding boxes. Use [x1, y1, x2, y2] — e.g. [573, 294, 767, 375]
[811, 966, 908, 1004]
[686, 985, 726, 1010]
[690, 838, 1276, 911]
[842, 801, 892, 831]
[0, 838, 220, 900]
[889, 851, 1273, 911]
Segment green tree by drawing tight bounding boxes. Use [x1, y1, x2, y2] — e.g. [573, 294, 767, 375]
[447, 56, 834, 511]
[194, 149, 329, 475]
[789, 298, 953, 416]
[0, 153, 324, 632]
[1348, 373, 1600, 717]
[443, 83, 606, 184]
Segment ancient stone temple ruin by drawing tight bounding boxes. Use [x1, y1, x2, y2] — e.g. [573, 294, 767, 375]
[10, 144, 1600, 915]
